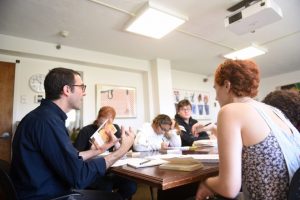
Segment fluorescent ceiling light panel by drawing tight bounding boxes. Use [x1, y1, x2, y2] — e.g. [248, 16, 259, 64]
[125, 5, 186, 39]
[223, 45, 267, 60]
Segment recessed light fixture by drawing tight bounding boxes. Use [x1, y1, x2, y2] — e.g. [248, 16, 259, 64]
[223, 45, 267, 60]
[125, 3, 187, 39]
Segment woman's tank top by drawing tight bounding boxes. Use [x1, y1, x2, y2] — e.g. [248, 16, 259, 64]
[241, 102, 300, 200]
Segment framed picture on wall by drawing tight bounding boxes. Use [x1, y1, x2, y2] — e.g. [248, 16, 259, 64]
[96, 84, 137, 118]
[278, 82, 300, 93]
[174, 88, 212, 120]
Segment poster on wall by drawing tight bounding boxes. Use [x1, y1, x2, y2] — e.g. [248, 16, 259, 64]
[279, 82, 300, 93]
[173, 88, 212, 120]
[96, 84, 137, 118]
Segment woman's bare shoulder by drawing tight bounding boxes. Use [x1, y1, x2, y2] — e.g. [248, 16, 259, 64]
[218, 102, 257, 122]
[220, 102, 251, 113]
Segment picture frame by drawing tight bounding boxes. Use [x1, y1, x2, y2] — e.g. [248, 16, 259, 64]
[173, 88, 212, 120]
[278, 82, 300, 93]
[96, 84, 137, 118]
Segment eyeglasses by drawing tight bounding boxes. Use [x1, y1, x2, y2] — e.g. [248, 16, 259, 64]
[180, 108, 191, 112]
[72, 84, 87, 92]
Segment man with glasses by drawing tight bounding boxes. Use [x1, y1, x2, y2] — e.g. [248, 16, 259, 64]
[72, 84, 87, 92]
[10, 67, 135, 200]
[175, 99, 209, 146]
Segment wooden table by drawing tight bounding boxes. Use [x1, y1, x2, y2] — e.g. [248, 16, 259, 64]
[110, 150, 219, 199]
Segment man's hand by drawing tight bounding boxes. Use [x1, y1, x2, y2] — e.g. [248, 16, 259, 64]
[105, 128, 119, 146]
[103, 126, 135, 169]
[90, 128, 119, 152]
[119, 126, 134, 151]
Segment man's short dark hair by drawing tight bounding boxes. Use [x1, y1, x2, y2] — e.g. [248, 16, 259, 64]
[44, 67, 80, 100]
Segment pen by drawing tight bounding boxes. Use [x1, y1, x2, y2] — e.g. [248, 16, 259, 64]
[204, 122, 212, 127]
[139, 160, 151, 165]
[125, 131, 129, 136]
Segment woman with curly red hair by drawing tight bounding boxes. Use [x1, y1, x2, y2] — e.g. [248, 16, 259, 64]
[195, 60, 300, 200]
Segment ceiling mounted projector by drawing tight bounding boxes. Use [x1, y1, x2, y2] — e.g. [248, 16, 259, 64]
[224, 0, 283, 35]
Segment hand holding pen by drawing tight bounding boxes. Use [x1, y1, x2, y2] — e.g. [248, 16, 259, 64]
[161, 137, 170, 150]
[191, 122, 217, 137]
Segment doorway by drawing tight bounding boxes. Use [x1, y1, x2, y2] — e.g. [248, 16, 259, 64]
[0, 61, 15, 163]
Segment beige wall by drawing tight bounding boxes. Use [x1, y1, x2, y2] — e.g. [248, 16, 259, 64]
[0, 34, 299, 131]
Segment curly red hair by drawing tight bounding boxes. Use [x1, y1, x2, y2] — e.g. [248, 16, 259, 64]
[214, 59, 260, 97]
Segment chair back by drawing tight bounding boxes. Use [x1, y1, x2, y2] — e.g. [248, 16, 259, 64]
[288, 167, 300, 200]
[0, 159, 18, 200]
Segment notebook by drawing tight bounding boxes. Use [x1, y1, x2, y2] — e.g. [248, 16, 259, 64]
[127, 158, 167, 168]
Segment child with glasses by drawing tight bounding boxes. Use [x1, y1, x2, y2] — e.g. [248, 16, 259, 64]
[133, 114, 181, 151]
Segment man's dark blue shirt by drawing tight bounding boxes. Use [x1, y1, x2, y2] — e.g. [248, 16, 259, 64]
[10, 99, 106, 200]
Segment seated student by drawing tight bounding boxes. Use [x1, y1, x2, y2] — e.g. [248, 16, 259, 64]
[133, 114, 181, 151]
[175, 99, 209, 146]
[195, 59, 300, 200]
[263, 90, 300, 132]
[10, 67, 134, 200]
[74, 106, 121, 152]
[74, 106, 137, 200]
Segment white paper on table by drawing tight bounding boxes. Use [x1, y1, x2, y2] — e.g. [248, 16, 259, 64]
[126, 158, 167, 168]
[111, 157, 166, 168]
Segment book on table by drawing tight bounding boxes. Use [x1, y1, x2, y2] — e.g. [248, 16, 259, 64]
[193, 139, 218, 147]
[89, 119, 117, 146]
[159, 156, 204, 171]
[189, 154, 219, 163]
[159, 146, 198, 154]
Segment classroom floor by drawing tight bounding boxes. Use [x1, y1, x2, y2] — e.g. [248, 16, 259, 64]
[132, 183, 157, 200]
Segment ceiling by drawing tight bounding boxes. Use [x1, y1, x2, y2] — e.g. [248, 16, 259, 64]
[0, 0, 299, 78]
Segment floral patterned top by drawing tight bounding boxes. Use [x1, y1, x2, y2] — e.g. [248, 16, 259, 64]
[242, 134, 289, 200]
[241, 101, 300, 200]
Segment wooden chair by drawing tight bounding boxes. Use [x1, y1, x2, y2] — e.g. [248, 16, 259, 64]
[0, 159, 18, 200]
[0, 159, 122, 200]
[288, 167, 300, 200]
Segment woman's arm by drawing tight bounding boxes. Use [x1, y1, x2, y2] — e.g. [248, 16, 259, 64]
[133, 130, 152, 151]
[133, 127, 162, 151]
[196, 105, 243, 199]
[165, 130, 182, 147]
[192, 122, 217, 137]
